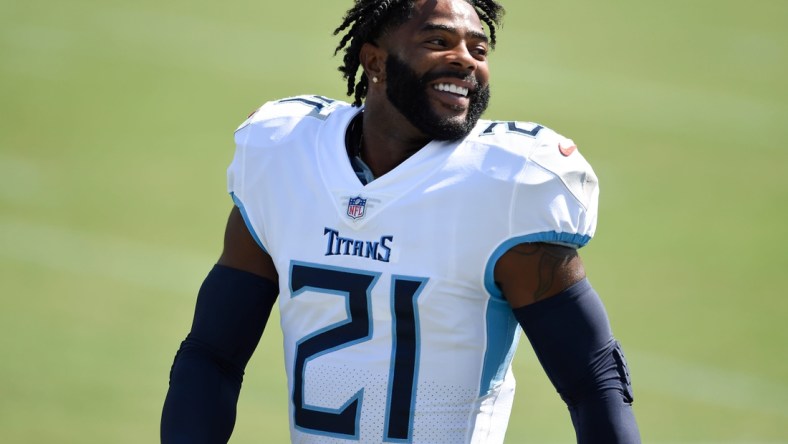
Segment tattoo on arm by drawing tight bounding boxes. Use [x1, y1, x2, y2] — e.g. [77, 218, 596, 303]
[509, 243, 580, 301]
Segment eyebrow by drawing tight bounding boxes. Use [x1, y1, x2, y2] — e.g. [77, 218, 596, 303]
[420, 23, 489, 43]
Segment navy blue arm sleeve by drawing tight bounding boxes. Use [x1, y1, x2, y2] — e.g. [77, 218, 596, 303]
[512, 278, 640, 443]
[161, 264, 278, 444]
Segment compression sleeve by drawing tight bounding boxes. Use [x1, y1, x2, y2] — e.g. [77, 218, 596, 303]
[161, 264, 278, 444]
[511, 279, 640, 443]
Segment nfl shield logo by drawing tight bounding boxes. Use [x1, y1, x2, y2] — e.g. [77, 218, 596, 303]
[347, 196, 367, 219]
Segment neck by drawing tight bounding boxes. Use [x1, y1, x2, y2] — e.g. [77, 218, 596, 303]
[359, 98, 431, 178]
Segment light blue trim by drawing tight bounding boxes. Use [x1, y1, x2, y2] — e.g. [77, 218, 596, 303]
[229, 192, 268, 253]
[479, 299, 520, 396]
[483, 231, 591, 301]
[478, 231, 589, 394]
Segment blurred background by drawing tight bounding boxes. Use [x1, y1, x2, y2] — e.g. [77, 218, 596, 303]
[1, 0, 786, 442]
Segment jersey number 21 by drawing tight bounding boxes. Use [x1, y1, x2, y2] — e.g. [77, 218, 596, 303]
[290, 262, 428, 441]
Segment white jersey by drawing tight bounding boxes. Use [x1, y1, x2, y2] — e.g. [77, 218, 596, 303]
[228, 95, 598, 443]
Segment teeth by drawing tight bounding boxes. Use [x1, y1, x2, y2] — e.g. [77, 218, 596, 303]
[433, 83, 469, 97]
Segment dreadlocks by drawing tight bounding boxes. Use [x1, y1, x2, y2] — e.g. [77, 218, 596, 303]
[333, 0, 505, 107]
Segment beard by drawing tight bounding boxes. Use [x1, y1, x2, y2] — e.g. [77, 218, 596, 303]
[384, 54, 490, 141]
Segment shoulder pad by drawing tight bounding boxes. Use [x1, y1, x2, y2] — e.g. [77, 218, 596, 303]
[233, 95, 350, 148]
[529, 127, 598, 211]
[473, 120, 597, 210]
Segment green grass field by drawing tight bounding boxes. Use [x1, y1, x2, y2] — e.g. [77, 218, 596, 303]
[1, 0, 787, 442]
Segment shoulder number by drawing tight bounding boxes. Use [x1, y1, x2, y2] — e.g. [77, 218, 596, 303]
[480, 121, 543, 138]
[277, 95, 338, 121]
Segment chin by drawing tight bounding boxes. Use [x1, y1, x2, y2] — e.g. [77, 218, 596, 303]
[428, 103, 468, 124]
[443, 113, 470, 128]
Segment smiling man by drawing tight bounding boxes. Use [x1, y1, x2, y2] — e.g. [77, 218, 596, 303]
[161, 1, 640, 443]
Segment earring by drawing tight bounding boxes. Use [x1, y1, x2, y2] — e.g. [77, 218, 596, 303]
[372, 76, 379, 83]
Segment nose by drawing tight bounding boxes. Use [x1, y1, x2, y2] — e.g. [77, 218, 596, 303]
[447, 42, 477, 72]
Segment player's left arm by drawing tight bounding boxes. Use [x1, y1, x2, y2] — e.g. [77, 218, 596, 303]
[161, 207, 279, 443]
[495, 243, 641, 443]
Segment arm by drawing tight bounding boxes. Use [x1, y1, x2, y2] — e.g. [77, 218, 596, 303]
[161, 207, 279, 443]
[495, 243, 640, 443]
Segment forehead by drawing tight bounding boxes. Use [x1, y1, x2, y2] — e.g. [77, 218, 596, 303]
[399, 0, 484, 35]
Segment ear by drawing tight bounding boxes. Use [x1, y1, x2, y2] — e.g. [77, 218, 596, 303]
[360, 42, 386, 84]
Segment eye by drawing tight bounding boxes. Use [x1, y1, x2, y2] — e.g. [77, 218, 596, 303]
[425, 38, 447, 47]
[472, 45, 488, 59]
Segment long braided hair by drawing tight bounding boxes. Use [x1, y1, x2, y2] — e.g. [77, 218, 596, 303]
[333, 0, 505, 107]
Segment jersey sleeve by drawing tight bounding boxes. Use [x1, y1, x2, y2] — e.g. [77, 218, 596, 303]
[510, 127, 599, 248]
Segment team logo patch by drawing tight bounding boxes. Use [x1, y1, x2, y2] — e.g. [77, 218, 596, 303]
[347, 196, 367, 219]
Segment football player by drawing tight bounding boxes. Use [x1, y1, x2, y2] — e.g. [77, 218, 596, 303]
[161, 0, 640, 442]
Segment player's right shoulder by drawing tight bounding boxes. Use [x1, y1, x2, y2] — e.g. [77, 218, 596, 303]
[234, 95, 350, 147]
